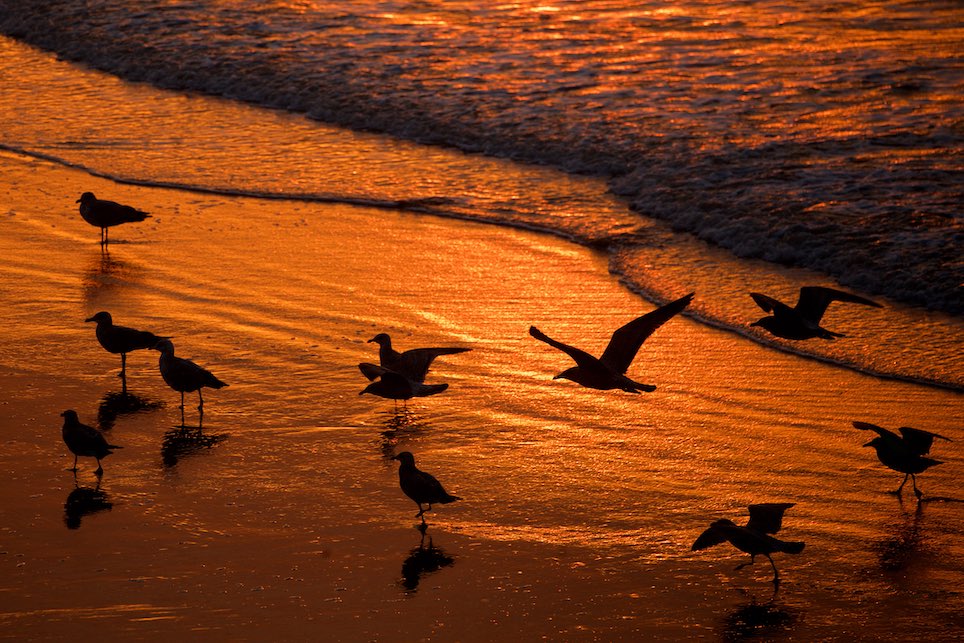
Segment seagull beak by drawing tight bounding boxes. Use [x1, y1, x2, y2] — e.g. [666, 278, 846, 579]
[84, 315, 96, 322]
[552, 374, 564, 380]
[367, 338, 377, 343]
[75, 198, 81, 203]
[862, 440, 874, 447]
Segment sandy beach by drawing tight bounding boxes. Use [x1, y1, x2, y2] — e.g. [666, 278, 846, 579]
[1, 146, 962, 640]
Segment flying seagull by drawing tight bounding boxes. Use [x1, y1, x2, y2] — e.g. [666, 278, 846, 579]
[153, 339, 228, 422]
[60, 410, 122, 476]
[359, 364, 449, 405]
[529, 292, 693, 393]
[692, 503, 805, 584]
[749, 286, 882, 340]
[366, 333, 471, 383]
[85, 311, 167, 392]
[76, 192, 151, 246]
[855, 421, 951, 499]
[392, 451, 460, 523]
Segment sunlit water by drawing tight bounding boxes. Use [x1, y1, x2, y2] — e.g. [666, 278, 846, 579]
[0, 35, 960, 389]
[0, 12, 962, 642]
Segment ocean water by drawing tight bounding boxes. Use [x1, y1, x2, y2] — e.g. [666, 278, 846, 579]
[0, 7, 962, 639]
[0, 4, 962, 389]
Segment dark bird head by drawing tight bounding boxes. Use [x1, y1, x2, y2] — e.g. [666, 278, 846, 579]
[750, 316, 774, 331]
[152, 338, 175, 354]
[392, 451, 416, 466]
[368, 333, 391, 347]
[863, 437, 884, 449]
[77, 192, 96, 204]
[84, 311, 112, 324]
[553, 367, 579, 382]
[61, 409, 79, 423]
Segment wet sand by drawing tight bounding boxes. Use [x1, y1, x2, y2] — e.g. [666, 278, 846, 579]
[1, 149, 962, 640]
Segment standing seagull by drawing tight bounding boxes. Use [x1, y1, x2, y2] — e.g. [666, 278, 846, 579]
[153, 339, 228, 424]
[367, 333, 471, 382]
[76, 192, 151, 246]
[60, 410, 122, 476]
[855, 421, 951, 499]
[692, 503, 805, 584]
[529, 292, 693, 393]
[358, 364, 449, 408]
[392, 451, 461, 523]
[749, 286, 882, 340]
[85, 311, 167, 393]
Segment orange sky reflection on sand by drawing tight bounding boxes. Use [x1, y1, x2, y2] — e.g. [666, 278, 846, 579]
[0, 147, 962, 639]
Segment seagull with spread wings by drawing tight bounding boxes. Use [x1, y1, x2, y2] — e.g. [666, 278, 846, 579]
[750, 286, 882, 340]
[692, 503, 805, 584]
[529, 292, 693, 393]
[366, 333, 471, 383]
[855, 421, 951, 499]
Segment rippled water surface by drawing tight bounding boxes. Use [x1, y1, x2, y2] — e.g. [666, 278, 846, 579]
[0, 0, 960, 314]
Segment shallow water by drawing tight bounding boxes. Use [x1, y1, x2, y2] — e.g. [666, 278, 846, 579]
[0, 27, 962, 642]
[1, 0, 961, 316]
[0, 35, 961, 390]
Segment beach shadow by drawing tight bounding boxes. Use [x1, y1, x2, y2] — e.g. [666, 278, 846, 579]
[63, 480, 113, 529]
[161, 425, 228, 468]
[97, 391, 163, 431]
[875, 498, 928, 572]
[721, 588, 797, 641]
[378, 409, 430, 460]
[399, 524, 455, 594]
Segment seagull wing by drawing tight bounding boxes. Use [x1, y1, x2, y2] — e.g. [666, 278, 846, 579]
[750, 292, 794, 316]
[358, 362, 389, 381]
[898, 426, 952, 456]
[600, 293, 693, 374]
[112, 324, 166, 351]
[397, 347, 471, 382]
[852, 420, 901, 442]
[795, 286, 882, 323]
[691, 524, 728, 551]
[746, 503, 795, 534]
[529, 326, 600, 370]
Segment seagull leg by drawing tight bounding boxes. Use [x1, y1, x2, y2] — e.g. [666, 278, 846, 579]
[120, 353, 128, 394]
[893, 473, 909, 495]
[95, 459, 104, 476]
[197, 389, 205, 414]
[735, 555, 755, 571]
[911, 474, 923, 499]
[72, 455, 78, 471]
[179, 391, 186, 427]
[766, 554, 780, 584]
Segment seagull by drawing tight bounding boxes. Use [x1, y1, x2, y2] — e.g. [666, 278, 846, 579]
[749, 286, 882, 340]
[392, 451, 460, 523]
[529, 292, 693, 393]
[153, 339, 228, 421]
[692, 503, 805, 584]
[855, 421, 951, 499]
[60, 410, 122, 475]
[76, 192, 151, 246]
[85, 311, 168, 392]
[366, 333, 471, 383]
[359, 364, 449, 404]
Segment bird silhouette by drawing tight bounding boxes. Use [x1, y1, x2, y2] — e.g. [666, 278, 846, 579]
[359, 364, 449, 405]
[85, 311, 168, 393]
[153, 339, 228, 423]
[749, 286, 882, 340]
[366, 333, 471, 383]
[76, 192, 151, 246]
[60, 410, 122, 476]
[692, 503, 805, 584]
[529, 292, 693, 393]
[855, 421, 951, 499]
[392, 451, 460, 523]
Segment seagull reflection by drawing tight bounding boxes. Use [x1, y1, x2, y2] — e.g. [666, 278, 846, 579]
[876, 500, 925, 572]
[378, 408, 428, 460]
[64, 480, 113, 529]
[82, 251, 130, 307]
[722, 592, 796, 641]
[97, 391, 162, 431]
[161, 426, 227, 467]
[399, 525, 455, 594]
